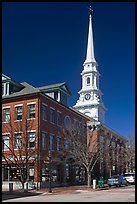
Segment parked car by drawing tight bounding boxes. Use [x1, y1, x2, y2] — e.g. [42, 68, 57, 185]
[123, 172, 135, 184]
[107, 175, 128, 187]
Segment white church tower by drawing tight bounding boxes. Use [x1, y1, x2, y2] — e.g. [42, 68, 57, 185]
[73, 7, 107, 123]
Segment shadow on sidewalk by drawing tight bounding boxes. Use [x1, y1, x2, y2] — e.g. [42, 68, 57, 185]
[2, 190, 42, 201]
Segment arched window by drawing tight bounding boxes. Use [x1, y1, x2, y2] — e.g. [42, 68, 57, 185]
[87, 77, 90, 85]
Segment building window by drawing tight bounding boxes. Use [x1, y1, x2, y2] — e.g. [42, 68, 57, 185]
[73, 119, 79, 130]
[50, 108, 55, 124]
[27, 132, 35, 148]
[87, 77, 90, 85]
[29, 165, 34, 181]
[15, 106, 22, 120]
[57, 111, 61, 126]
[28, 104, 35, 119]
[3, 108, 10, 122]
[42, 104, 47, 121]
[64, 138, 69, 150]
[42, 132, 47, 149]
[56, 136, 61, 151]
[50, 135, 54, 151]
[14, 133, 22, 149]
[2, 134, 10, 150]
[54, 91, 58, 100]
[64, 116, 71, 129]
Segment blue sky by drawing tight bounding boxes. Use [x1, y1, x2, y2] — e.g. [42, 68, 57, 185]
[2, 2, 135, 138]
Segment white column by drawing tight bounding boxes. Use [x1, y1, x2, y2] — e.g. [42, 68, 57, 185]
[97, 76, 99, 89]
[6, 83, 9, 95]
[94, 75, 97, 88]
[58, 91, 60, 102]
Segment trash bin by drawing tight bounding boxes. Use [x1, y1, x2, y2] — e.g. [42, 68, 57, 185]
[98, 177, 104, 188]
[9, 183, 13, 192]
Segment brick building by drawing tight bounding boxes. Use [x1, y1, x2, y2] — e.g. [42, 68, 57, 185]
[2, 74, 90, 188]
[2, 74, 127, 189]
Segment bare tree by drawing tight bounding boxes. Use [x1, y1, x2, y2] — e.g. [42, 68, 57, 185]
[62, 124, 102, 187]
[2, 112, 39, 191]
[125, 133, 135, 172]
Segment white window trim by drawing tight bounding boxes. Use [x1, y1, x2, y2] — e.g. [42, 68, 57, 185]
[27, 118, 35, 120]
[14, 120, 22, 122]
[2, 133, 10, 135]
[27, 102, 36, 105]
[27, 130, 36, 133]
[14, 131, 23, 134]
[57, 110, 62, 114]
[14, 104, 23, 107]
[42, 103, 48, 106]
[50, 107, 55, 111]
[2, 106, 11, 109]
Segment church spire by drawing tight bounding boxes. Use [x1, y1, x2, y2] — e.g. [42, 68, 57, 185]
[74, 6, 107, 123]
[84, 6, 96, 65]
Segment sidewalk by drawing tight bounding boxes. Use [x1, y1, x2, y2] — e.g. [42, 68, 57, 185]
[2, 184, 109, 200]
[35, 184, 109, 194]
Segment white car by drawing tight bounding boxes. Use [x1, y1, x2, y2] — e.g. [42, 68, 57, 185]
[124, 173, 135, 184]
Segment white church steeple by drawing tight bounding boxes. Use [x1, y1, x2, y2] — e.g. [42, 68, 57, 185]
[84, 9, 96, 64]
[73, 7, 107, 123]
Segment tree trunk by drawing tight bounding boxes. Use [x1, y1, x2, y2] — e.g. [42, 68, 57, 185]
[21, 182, 25, 191]
[87, 168, 91, 187]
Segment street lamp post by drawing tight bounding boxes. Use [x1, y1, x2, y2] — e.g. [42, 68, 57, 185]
[48, 151, 52, 193]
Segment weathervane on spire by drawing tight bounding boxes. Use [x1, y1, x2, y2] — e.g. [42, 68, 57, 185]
[88, 5, 93, 16]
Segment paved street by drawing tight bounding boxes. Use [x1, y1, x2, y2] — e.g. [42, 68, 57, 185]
[2, 185, 135, 202]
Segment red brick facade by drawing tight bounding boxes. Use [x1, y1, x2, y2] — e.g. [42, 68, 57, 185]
[2, 92, 89, 187]
[2, 92, 127, 188]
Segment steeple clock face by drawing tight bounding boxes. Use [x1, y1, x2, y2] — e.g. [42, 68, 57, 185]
[84, 93, 91, 100]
